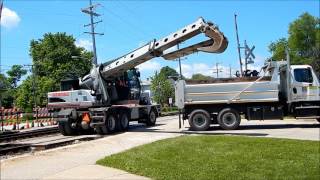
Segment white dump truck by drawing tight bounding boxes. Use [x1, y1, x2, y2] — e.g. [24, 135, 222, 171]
[175, 54, 320, 130]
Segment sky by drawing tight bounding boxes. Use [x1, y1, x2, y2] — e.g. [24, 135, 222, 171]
[1, 0, 319, 80]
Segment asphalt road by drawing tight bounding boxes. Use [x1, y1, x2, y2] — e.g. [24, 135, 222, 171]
[1, 116, 319, 180]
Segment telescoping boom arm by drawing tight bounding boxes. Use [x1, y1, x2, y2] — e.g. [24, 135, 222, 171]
[100, 17, 228, 78]
[79, 17, 228, 103]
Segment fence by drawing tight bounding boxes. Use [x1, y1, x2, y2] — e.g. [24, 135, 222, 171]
[0, 107, 57, 131]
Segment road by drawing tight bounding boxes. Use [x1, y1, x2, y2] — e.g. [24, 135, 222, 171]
[1, 116, 319, 180]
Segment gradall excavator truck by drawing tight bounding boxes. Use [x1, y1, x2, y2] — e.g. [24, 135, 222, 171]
[47, 17, 228, 135]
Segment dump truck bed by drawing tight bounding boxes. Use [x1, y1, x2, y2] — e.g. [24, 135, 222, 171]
[177, 77, 279, 106]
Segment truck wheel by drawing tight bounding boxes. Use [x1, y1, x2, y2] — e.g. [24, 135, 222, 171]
[58, 121, 76, 136]
[119, 113, 129, 131]
[106, 114, 117, 132]
[146, 109, 157, 126]
[188, 109, 211, 131]
[217, 108, 241, 130]
[316, 118, 320, 123]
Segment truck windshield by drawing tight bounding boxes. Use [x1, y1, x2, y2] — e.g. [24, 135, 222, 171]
[294, 68, 313, 83]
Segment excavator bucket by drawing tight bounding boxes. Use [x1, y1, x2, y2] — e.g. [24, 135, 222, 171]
[198, 25, 228, 53]
[162, 22, 228, 60]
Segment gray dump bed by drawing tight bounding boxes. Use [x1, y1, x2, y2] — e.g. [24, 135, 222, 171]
[175, 77, 279, 108]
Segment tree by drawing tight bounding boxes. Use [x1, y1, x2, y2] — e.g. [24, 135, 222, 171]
[6, 65, 27, 88]
[159, 66, 179, 78]
[0, 73, 13, 108]
[15, 32, 93, 109]
[150, 66, 178, 106]
[0, 65, 27, 108]
[30, 32, 93, 80]
[269, 13, 319, 74]
[268, 38, 288, 61]
[190, 73, 214, 81]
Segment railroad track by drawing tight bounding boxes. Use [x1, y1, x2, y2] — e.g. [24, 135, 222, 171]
[0, 126, 59, 142]
[0, 115, 177, 157]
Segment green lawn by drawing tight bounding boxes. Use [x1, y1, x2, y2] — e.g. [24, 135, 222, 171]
[97, 135, 320, 180]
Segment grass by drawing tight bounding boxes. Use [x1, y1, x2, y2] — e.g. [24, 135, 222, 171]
[97, 135, 320, 180]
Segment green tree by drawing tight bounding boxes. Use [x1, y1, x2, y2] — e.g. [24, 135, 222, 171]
[150, 66, 178, 106]
[0, 73, 13, 108]
[15, 32, 93, 109]
[6, 65, 27, 88]
[191, 73, 214, 81]
[269, 13, 319, 74]
[268, 38, 288, 61]
[30, 32, 93, 80]
[0, 65, 27, 108]
[0, 73, 9, 92]
[159, 66, 179, 78]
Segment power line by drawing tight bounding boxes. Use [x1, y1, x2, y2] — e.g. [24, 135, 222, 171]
[103, 6, 151, 38]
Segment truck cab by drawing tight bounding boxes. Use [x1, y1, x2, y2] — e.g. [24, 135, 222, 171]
[282, 65, 320, 119]
[291, 65, 319, 102]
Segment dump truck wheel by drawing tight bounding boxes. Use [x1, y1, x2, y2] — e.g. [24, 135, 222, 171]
[58, 120, 76, 136]
[217, 108, 241, 130]
[188, 109, 211, 131]
[146, 109, 157, 126]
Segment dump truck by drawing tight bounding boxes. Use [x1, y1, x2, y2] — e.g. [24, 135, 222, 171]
[175, 53, 320, 130]
[47, 17, 228, 135]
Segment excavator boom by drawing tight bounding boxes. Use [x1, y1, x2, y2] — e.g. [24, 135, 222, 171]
[100, 17, 228, 78]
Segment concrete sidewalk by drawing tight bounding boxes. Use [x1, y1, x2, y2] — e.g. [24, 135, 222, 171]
[43, 165, 149, 180]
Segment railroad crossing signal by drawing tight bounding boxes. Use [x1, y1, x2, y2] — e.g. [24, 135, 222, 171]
[244, 43, 255, 65]
[242, 40, 255, 72]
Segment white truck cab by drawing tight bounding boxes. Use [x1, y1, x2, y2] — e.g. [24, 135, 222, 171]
[290, 65, 320, 102]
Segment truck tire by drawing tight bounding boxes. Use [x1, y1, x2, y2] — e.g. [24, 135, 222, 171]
[316, 118, 320, 123]
[146, 109, 157, 126]
[106, 114, 117, 132]
[119, 113, 129, 131]
[217, 108, 241, 130]
[96, 114, 117, 135]
[188, 109, 211, 131]
[58, 121, 76, 136]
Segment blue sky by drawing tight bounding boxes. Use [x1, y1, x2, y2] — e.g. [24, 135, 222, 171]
[1, 0, 319, 80]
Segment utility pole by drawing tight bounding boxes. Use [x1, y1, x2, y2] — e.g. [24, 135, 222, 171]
[177, 44, 182, 79]
[0, 0, 3, 111]
[229, 64, 232, 78]
[212, 63, 223, 78]
[234, 14, 243, 77]
[24, 64, 37, 124]
[176, 43, 182, 128]
[81, 0, 104, 65]
[0, 0, 3, 21]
